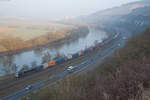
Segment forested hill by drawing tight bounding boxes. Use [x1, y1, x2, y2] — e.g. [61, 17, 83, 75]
[78, 0, 150, 35]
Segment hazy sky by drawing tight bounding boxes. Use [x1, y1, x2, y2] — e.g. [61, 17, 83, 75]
[0, 0, 140, 20]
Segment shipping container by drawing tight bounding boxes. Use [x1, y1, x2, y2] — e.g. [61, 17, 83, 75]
[43, 63, 49, 69]
[106, 40, 110, 43]
[67, 55, 72, 60]
[93, 46, 96, 50]
[36, 65, 43, 71]
[48, 60, 56, 66]
[84, 49, 88, 54]
[93, 44, 100, 50]
[78, 51, 84, 56]
[87, 47, 93, 52]
[96, 44, 100, 49]
[56, 58, 65, 64]
[103, 40, 107, 45]
[72, 53, 79, 58]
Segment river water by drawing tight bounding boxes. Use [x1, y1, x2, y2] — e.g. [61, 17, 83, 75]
[0, 28, 107, 76]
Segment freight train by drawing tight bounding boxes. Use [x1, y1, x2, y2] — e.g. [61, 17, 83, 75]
[15, 33, 120, 78]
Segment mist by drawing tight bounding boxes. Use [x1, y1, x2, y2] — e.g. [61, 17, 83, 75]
[0, 0, 140, 20]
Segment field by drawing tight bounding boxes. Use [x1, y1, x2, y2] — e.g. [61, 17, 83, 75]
[0, 21, 74, 41]
[0, 20, 76, 53]
[0, 27, 48, 41]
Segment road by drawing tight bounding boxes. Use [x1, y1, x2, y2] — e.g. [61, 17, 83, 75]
[2, 30, 127, 100]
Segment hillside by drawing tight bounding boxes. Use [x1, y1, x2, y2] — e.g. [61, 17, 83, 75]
[79, 0, 150, 35]
[21, 27, 150, 100]
[79, 0, 150, 22]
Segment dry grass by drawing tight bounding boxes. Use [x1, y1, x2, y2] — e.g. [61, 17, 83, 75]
[0, 23, 74, 41]
[0, 21, 77, 53]
[0, 28, 18, 32]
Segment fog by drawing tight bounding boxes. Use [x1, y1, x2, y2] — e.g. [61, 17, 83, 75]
[0, 0, 140, 20]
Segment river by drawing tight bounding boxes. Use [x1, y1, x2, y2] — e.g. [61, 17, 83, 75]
[0, 28, 108, 76]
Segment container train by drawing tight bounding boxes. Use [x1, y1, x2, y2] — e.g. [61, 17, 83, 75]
[15, 33, 120, 78]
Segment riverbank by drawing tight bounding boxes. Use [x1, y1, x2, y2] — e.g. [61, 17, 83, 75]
[0, 26, 89, 56]
[0, 30, 118, 98]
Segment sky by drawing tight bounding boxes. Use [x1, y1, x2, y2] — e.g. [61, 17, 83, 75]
[0, 0, 140, 20]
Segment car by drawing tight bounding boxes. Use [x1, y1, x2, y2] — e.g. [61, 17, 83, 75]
[67, 66, 74, 73]
[25, 85, 32, 90]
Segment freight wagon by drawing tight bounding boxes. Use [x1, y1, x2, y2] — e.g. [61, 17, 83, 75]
[56, 58, 66, 64]
[48, 60, 56, 66]
[67, 55, 72, 60]
[87, 47, 93, 52]
[72, 53, 79, 58]
[78, 51, 84, 56]
[84, 49, 88, 54]
[95, 44, 100, 49]
[43, 63, 49, 69]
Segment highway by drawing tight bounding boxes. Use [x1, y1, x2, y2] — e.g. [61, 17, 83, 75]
[2, 30, 127, 100]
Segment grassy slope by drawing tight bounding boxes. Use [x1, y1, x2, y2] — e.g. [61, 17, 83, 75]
[22, 28, 150, 100]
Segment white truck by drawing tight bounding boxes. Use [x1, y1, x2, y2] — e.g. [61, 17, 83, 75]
[67, 66, 74, 73]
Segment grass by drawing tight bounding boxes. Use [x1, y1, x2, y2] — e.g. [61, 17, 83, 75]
[3, 28, 49, 41]
[0, 23, 74, 41]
